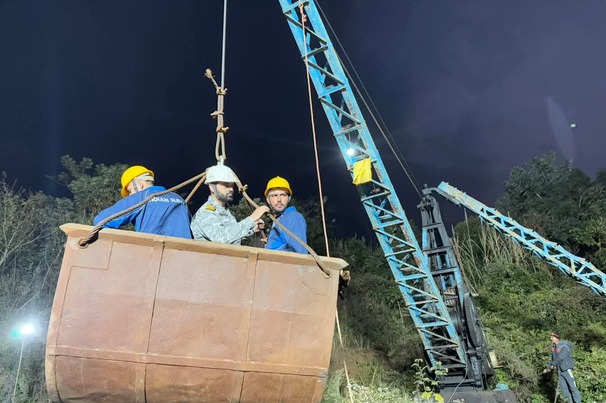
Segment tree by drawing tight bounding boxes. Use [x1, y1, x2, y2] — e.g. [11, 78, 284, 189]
[56, 156, 127, 225]
[496, 152, 602, 251]
[0, 156, 128, 402]
[0, 176, 67, 402]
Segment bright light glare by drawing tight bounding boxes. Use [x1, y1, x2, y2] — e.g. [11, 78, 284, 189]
[18, 323, 35, 336]
[570, 123, 576, 128]
[346, 148, 356, 156]
[12, 323, 36, 339]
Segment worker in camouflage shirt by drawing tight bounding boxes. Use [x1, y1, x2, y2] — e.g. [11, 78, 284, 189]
[190, 164, 268, 245]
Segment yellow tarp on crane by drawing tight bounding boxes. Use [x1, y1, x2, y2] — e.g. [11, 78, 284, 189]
[352, 158, 373, 185]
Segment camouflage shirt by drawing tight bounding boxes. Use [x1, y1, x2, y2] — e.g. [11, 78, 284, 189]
[190, 196, 256, 245]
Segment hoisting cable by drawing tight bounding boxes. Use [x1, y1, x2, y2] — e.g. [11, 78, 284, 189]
[220, 0, 228, 90]
[316, 1, 423, 198]
[187, 0, 230, 204]
[205, 0, 331, 275]
[234, 172, 333, 278]
[298, 2, 331, 258]
[299, 3, 354, 402]
[205, 0, 230, 165]
[81, 0, 231, 247]
[78, 171, 207, 247]
[185, 173, 208, 204]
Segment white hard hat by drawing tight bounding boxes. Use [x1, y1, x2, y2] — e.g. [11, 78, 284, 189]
[205, 164, 237, 184]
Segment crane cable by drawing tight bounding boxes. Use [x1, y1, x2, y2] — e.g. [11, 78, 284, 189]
[76, 166, 336, 278]
[234, 176, 334, 277]
[209, 0, 332, 276]
[183, 0, 232, 220]
[210, 0, 229, 165]
[316, 1, 423, 198]
[298, 3, 331, 259]
[299, 3, 354, 402]
[77, 171, 208, 247]
[79, 0, 336, 278]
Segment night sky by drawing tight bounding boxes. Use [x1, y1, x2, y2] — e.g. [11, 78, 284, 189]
[2, 1, 605, 234]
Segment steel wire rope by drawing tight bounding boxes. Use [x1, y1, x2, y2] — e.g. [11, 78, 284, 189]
[210, 0, 229, 164]
[298, 5, 331, 259]
[208, 0, 332, 279]
[80, 1, 337, 281]
[232, 173, 334, 277]
[313, 5, 484, 401]
[298, 3, 354, 402]
[77, 172, 208, 247]
[80, 1, 234, 247]
[213, 0, 333, 277]
[316, 1, 423, 198]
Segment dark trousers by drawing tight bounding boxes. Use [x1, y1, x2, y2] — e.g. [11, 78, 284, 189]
[559, 369, 581, 403]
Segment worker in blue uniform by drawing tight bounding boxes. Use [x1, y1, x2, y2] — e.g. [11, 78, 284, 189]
[264, 176, 308, 254]
[93, 165, 192, 239]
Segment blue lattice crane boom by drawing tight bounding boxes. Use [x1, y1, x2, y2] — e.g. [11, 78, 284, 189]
[431, 182, 606, 298]
[278, 0, 479, 388]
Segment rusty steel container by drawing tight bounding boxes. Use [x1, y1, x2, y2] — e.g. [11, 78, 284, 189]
[45, 224, 346, 402]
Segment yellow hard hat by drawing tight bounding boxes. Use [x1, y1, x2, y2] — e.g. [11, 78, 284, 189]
[121, 165, 154, 198]
[265, 176, 292, 197]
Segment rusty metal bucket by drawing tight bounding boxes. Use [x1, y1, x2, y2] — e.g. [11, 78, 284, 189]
[45, 224, 346, 402]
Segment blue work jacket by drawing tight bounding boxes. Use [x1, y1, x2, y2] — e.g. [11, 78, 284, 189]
[93, 185, 192, 239]
[265, 206, 307, 254]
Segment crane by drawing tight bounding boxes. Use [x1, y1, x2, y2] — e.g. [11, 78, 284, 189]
[428, 182, 606, 298]
[278, 0, 498, 393]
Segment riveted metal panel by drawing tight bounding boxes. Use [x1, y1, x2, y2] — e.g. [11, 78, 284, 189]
[46, 224, 345, 402]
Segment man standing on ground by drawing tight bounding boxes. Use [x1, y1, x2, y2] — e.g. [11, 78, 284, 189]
[93, 165, 192, 239]
[191, 164, 268, 245]
[543, 332, 582, 403]
[264, 176, 307, 254]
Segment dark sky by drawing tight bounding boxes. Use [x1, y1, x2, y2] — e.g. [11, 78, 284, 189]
[1, 0, 605, 234]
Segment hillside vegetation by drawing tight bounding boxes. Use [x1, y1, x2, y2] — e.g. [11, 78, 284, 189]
[1, 153, 605, 402]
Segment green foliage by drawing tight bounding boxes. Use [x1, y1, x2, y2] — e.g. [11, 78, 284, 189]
[321, 369, 347, 403]
[57, 156, 127, 224]
[348, 383, 413, 403]
[453, 217, 544, 292]
[322, 362, 414, 402]
[570, 217, 606, 267]
[0, 177, 66, 402]
[2, 152, 606, 403]
[452, 155, 606, 402]
[412, 359, 446, 402]
[497, 153, 587, 233]
[333, 238, 423, 370]
[0, 157, 129, 402]
[496, 152, 606, 262]
[574, 347, 606, 401]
